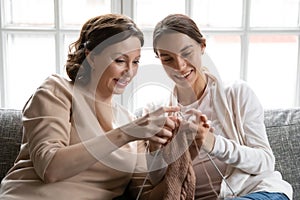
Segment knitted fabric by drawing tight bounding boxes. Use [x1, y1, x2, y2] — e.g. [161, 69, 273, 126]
[163, 150, 195, 200]
[162, 127, 196, 200]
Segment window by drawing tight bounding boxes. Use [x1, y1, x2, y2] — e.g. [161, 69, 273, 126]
[1, 0, 300, 111]
[131, 0, 300, 112]
[247, 35, 298, 108]
[0, 0, 112, 109]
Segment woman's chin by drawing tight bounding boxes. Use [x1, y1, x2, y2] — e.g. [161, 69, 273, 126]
[113, 87, 126, 95]
[175, 78, 195, 88]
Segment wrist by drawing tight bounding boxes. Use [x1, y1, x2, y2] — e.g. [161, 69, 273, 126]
[202, 132, 215, 153]
[147, 141, 162, 155]
[115, 127, 135, 144]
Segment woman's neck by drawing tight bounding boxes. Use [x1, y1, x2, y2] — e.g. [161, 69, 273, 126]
[176, 72, 207, 106]
[94, 92, 114, 132]
[95, 90, 113, 104]
[94, 99, 113, 132]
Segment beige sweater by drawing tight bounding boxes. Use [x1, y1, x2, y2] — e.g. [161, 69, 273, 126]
[0, 74, 151, 200]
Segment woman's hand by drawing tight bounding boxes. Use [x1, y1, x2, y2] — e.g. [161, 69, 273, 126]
[177, 109, 215, 159]
[120, 106, 180, 149]
[186, 109, 213, 144]
[148, 114, 179, 153]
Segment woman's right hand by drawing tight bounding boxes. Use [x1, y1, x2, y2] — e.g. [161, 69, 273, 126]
[120, 106, 180, 149]
[147, 113, 179, 153]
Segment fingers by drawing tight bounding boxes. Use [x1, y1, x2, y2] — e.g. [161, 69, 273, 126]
[175, 109, 214, 150]
[155, 128, 173, 142]
[163, 106, 181, 113]
[144, 107, 214, 150]
[138, 106, 179, 136]
[203, 120, 211, 129]
[157, 117, 178, 143]
[150, 114, 181, 148]
[139, 114, 178, 144]
[164, 116, 178, 130]
[185, 109, 210, 128]
[149, 106, 180, 117]
[148, 121, 176, 149]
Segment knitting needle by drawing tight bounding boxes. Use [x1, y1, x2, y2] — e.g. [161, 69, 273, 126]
[177, 111, 236, 197]
[136, 142, 161, 200]
[137, 109, 179, 200]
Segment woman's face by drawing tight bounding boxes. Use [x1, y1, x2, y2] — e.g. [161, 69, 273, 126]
[87, 36, 141, 98]
[155, 32, 205, 88]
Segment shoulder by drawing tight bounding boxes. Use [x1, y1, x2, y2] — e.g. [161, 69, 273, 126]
[224, 80, 257, 100]
[223, 80, 263, 112]
[39, 74, 73, 93]
[23, 74, 73, 112]
[37, 74, 73, 104]
[224, 79, 251, 92]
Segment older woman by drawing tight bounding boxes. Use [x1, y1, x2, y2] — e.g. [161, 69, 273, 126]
[0, 13, 178, 200]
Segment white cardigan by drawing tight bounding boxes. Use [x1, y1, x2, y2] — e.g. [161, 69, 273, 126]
[208, 73, 293, 199]
[148, 72, 293, 199]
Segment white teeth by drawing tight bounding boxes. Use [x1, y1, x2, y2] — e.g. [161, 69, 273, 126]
[175, 70, 192, 78]
[183, 71, 191, 77]
[117, 78, 130, 86]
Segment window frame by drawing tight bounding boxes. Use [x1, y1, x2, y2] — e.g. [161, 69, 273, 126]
[131, 0, 300, 108]
[0, 0, 121, 108]
[0, 0, 299, 108]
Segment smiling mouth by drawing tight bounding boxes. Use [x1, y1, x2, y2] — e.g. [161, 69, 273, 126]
[115, 78, 130, 87]
[174, 69, 193, 79]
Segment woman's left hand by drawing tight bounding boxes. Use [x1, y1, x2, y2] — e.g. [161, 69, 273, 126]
[120, 106, 180, 145]
[180, 109, 216, 155]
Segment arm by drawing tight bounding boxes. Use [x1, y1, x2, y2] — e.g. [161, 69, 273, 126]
[23, 86, 134, 183]
[44, 128, 132, 183]
[209, 81, 275, 174]
[24, 84, 179, 183]
[125, 110, 180, 199]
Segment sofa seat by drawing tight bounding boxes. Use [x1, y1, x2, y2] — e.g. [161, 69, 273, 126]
[0, 108, 299, 199]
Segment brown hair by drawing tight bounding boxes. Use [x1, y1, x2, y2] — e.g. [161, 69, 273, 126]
[153, 14, 206, 55]
[66, 14, 144, 85]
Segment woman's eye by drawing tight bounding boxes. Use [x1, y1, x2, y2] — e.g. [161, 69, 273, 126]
[115, 59, 125, 63]
[133, 60, 140, 64]
[181, 52, 191, 58]
[161, 57, 172, 62]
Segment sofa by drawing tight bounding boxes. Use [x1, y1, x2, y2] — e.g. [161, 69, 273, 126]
[0, 108, 299, 199]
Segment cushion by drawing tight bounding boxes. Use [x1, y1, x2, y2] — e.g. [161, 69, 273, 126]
[0, 109, 23, 180]
[264, 108, 300, 200]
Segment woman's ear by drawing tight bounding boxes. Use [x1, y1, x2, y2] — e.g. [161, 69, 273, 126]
[85, 49, 95, 69]
[201, 45, 206, 55]
[200, 38, 206, 55]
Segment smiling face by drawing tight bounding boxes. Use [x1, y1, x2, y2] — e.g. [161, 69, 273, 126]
[155, 32, 206, 90]
[86, 36, 141, 100]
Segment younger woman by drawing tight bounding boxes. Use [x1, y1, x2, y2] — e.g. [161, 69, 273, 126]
[148, 14, 293, 200]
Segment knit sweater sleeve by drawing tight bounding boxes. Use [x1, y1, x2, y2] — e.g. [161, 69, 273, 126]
[22, 75, 72, 181]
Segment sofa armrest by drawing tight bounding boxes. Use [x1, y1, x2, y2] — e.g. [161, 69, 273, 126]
[0, 109, 23, 181]
[264, 108, 300, 200]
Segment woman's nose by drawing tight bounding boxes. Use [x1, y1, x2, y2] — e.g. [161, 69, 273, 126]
[174, 55, 187, 70]
[124, 64, 134, 77]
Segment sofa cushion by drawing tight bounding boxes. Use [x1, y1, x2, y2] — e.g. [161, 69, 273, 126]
[264, 108, 300, 200]
[0, 109, 23, 180]
[0, 108, 299, 199]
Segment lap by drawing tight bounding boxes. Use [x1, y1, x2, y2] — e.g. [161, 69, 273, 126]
[230, 191, 289, 200]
